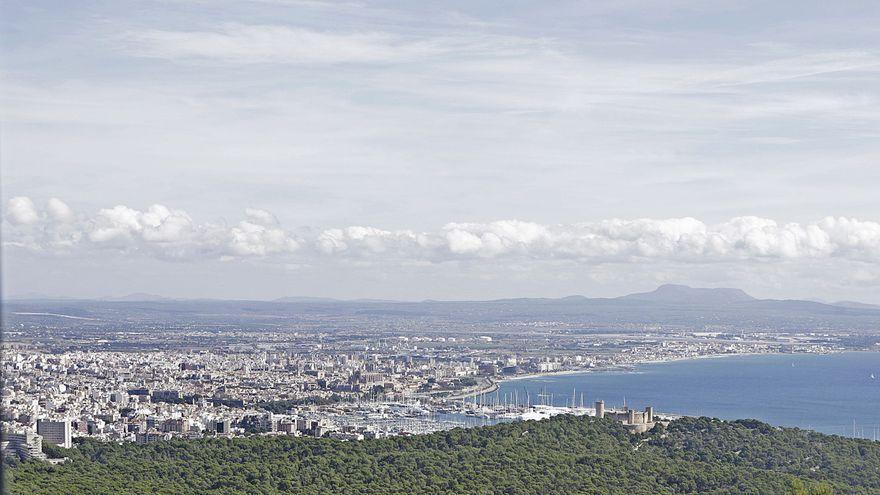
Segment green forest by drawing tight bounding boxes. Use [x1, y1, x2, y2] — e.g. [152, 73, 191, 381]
[5, 415, 878, 495]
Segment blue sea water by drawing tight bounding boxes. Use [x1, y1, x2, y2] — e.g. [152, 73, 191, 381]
[495, 351, 880, 439]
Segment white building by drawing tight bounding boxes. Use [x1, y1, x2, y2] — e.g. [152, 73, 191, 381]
[2, 428, 46, 460]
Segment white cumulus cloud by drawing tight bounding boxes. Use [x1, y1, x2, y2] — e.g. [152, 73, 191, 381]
[46, 198, 75, 223]
[5, 197, 40, 225]
[3, 198, 880, 271]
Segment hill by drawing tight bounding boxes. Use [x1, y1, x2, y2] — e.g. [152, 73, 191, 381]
[833, 301, 880, 310]
[5, 415, 878, 494]
[273, 296, 341, 303]
[618, 283, 756, 305]
[101, 292, 171, 302]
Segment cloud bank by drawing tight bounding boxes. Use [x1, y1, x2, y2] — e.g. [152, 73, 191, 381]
[4, 197, 879, 266]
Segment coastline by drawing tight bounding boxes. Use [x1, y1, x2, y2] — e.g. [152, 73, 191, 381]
[443, 349, 876, 400]
[498, 351, 778, 384]
[458, 349, 860, 397]
[445, 379, 499, 400]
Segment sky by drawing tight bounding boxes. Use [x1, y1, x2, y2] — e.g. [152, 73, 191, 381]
[2, 0, 879, 302]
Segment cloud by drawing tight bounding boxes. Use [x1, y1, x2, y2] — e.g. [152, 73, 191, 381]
[316, 226, 434, 257]
[690, 51, 880, 89]
[435, 217, 880, 262]
[227, 221, 299, 256]
[121, 24, 450, 65]
[46, 198, 75, 223]
[4, 198, 880, 271]
[444, 220, 551, 257]
[244, 208, 279, 226]
[5, 197, 40, 225]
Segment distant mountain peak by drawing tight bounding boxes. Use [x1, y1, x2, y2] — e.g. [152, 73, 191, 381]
[559, 295, 588, 301]
[619, 284, 755, 305]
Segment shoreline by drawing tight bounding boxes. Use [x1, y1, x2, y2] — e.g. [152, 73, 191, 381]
[498, 351, 780, 384]
[452, 349, 860, 398]
[445, 379, 499, 400]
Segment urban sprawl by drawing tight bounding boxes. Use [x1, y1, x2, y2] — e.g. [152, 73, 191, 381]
[5, 306, 870, 462]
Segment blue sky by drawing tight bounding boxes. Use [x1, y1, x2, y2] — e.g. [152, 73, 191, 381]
[2, 0, 879, 301]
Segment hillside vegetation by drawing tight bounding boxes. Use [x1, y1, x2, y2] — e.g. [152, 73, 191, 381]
[5, 415, 878, 495]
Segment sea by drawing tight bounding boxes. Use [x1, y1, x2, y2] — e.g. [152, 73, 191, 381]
[494, 351, 880, 440]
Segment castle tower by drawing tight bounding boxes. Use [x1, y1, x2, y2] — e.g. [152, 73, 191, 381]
[594, 400, 604, 419]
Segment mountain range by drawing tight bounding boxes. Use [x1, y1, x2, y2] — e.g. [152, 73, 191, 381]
[6, 284, 880, 310]
[4, 284, 880, 332]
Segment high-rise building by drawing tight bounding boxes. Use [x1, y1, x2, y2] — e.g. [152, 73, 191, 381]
[37, 419, 72, 449]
